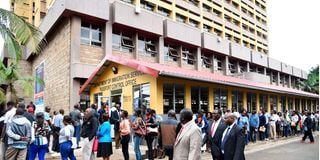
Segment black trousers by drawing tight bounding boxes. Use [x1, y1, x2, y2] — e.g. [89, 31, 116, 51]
[121, 135, 130, 160]
[145, 135, 155, 160]
[51, 127, 60, 152]
[302, 129, 314, 142]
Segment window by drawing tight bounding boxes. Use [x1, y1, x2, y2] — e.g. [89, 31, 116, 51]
[164, 44, 179, 61]
[158, 7, 170, 17]
[133, 83, 150, 115]
[281, 96, 286, 113]
[176, 14, 186, 23]
[81, 22, 102, 47]
[228, 60, 236, 73]
[141, 0, 155, 11]
[214, 89, 228, 112]
[203, 24, 211, 32]
[121, 0, 133, 4]
[270, 95, 277, 111]
[181, 48, 195, 65]
[301, 99, 306, 111]
[259, 94, 267, 111]
[294, 98, 300, 112]
[247, 92, 256, 113]
[201, 54, 212, 68]
[189, 19, 199, 27]
[214, 56, 223, 71]
[138, 37, 157, 56]
[189, 0, 199, 6]
[271, 72, 277, 83]
[203, 4, 211, 12]
[239, 63, 247, 73]
[232, 91, 243, 112]
[94, 92, 103, 104]
[163, 84, 185, 114]
[288, 98, 293, 111]
[191, 87, 209, 113]
[112, 31, 135, 52]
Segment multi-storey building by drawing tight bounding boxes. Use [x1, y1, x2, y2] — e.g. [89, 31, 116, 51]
[7, 0, 318, 114]
[10, 0, 54, 26]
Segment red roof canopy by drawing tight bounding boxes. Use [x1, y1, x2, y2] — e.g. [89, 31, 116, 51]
[79, 55, 319, 99]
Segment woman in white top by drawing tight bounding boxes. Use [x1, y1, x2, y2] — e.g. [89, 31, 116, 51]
[59, 115, 76, 160]
[291, 111, 299, 136]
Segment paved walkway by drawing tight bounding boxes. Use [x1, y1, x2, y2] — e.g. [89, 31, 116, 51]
[46, 131, 319, 160]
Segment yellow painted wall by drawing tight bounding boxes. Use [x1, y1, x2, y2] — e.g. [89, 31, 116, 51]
[89, 63, 157, 114]
[87, 64, 318, 114]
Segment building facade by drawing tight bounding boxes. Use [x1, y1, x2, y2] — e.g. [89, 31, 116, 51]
[14, 0, 318, 113]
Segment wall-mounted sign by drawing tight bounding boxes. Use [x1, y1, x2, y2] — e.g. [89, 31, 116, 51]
[34, 62, 44, 112]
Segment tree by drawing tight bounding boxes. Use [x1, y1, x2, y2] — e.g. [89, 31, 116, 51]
[0, 8, 45, 103]
[300, 65, 319, 94]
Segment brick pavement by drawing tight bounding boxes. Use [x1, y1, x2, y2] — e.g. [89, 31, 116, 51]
[46, 131, 319, 160]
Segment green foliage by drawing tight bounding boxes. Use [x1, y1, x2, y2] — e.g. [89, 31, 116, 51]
[301, 65, 319, 94]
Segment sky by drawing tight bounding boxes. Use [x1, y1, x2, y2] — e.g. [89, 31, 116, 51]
[0, 0, 319, 72]
[267, 0, 320, 72]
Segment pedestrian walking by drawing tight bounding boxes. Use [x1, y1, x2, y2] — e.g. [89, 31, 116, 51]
[195, 109, 208, 152]
[120, 110, 130, 160]
[159, 110, 179, 160]
[28, 112, 50, 160]
[97, 113, 113, 160]
[173, 109, 202, 160]
[131, 109, 145, 160]
[81, 108, 99, 160]
[52, 109, 64, 152]
[249, 110, 259, 143]
[59, 115, 76, 160]
[220, 113, 245, 160]
[69, 104, 82, 148]
[202, 109, 227, 160]
[301, 112, 314, 143]
[5, 108, 31, 160]
[110, 103, 121, 149]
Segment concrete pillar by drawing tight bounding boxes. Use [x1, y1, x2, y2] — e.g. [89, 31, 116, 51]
[70, 80, 81, 112]
[227, 89, 232, 111]
[70, 16, 81, 63]
[246, 62, 250, 72]
[288, 75, 292, 88]
[185, 84, 191, 109]
[263, 68, 267, 75]
[277, 72, 281, 86]
[209, 87, 214, 112]
[236, 61, 241, 73]
[196, 47, 201, 71]
[243, 90, 247, 111]
[178, 46, 183, 67]
[222, 56, 229, 75]
[157, 36, 164, 64]
[292, 97, 295, 111]
[285, 96, 288, 112]
[277, 95, 281, 112]
[256, 93, 260, 110]
[104, 21, 113, 55]
[267, 94, 270, 112]
[133, 33, 139, 59]
[299, 98, 302, 112]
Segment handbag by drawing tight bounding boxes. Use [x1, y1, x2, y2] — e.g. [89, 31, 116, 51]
[147, 127, 158, 136]
[135, 126, 146, 136]
[259, 126, 266, 132]
[92, 137, 99, 152]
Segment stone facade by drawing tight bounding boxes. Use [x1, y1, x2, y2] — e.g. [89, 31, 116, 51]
[80, 45, 104, 65]
[30, 18, 71, 112]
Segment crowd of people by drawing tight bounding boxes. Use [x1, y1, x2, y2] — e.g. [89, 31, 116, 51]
[0, 100, 318, 160]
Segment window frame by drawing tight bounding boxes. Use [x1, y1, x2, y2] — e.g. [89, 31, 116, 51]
[81, 23, 102, 47]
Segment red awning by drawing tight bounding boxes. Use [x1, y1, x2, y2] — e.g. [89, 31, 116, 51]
[79, 55, 319, 98]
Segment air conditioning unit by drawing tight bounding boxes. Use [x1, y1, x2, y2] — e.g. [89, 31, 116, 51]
[135, 5, 141, 14]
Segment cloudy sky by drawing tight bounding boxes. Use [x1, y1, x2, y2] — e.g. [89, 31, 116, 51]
[1, 0, 319, 72]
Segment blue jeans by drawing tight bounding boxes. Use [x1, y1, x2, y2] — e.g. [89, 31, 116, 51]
[59, 141, 76, 160]
[283, 125, 289, 137]
[265, 124, 270, 139]
[134, 135, 142, 160]
[28, 143, 48, 160]
[74, 125, 81, 147]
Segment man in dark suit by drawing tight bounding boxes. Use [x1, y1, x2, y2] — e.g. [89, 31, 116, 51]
[220, 113, 245, 160]
[110, 103, 121, 149]
[203, 109, 227, 160]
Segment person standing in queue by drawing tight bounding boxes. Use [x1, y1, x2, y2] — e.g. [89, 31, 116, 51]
[81, 108, 99, 160]
[120, 110, 130, 160]
[110, 103, 121, 149]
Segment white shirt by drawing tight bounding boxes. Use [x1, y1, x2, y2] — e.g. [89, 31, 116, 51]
[292, 115, 299, 123]
[221, 122, 236, 154]
[210, 118, 222, 137]
[269, 114, 280, 126]
[0, 107, 17, 123]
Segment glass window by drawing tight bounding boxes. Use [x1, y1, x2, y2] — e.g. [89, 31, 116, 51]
[191, 87, 209, 113]
[259, 94, 267, 111]
[301, 99, 306, 111]
[181, 48, 195, 65]
[138, 37, 157, 56]
[163, 84, 185, 114]
[288, 98, 293, 112]
[201, 54, 212, 69]
[112, 31, 135, 53]
[214, 88, 228, 113]
[112, 31, 121, 50]
[247, 92, 256, 113]
[307, 99, 311, 111]
[81, 22, 102, 47]
[295, 98, 300, 112]
[133, 83, 150, 115]
[94, 92, 102, 104]
[164, 44, 179, 62]
[280, 96, 286, 113]
[270, 95, 277, 111]
[232, 91, 243, 112]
